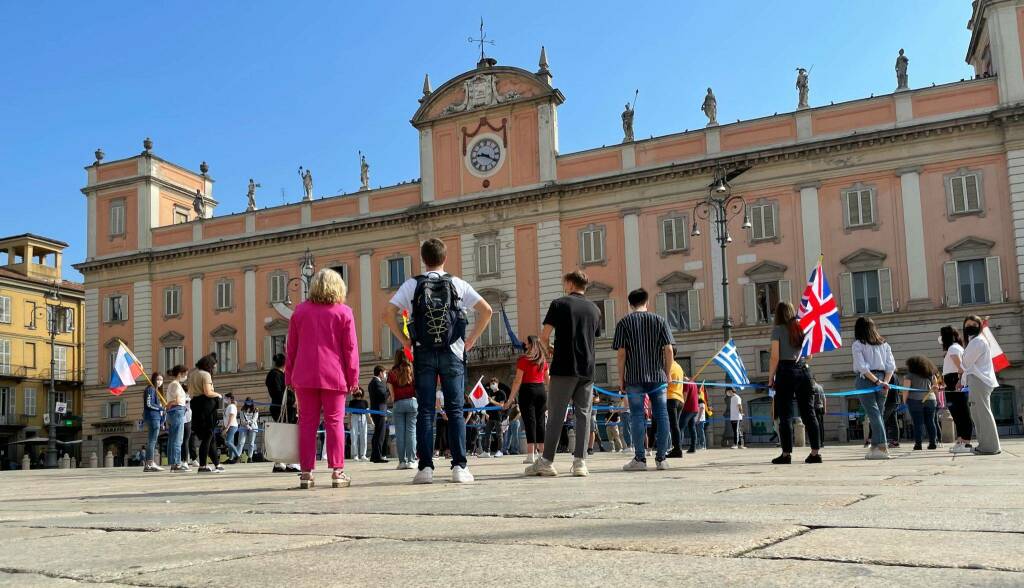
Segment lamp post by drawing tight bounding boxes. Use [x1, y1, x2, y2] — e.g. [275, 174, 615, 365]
[691, 167, 751, 343]
[44, 282, 68, 469]
[285, 249, 316, 305]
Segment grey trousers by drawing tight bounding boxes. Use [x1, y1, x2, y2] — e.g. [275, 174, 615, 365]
[542, 376, 594, 462]
[966, 375, 1001, 454]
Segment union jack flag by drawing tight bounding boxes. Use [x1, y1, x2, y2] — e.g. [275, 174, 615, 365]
[798, 261, 842, 358]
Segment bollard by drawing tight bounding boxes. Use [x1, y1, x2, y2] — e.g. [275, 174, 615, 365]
[104, 451, 114, 468]
[63, 454, 71, 469]
[89, 452, 98, 469]
[58, 454, 68, 469]
[793, 420, 807, 448]
[21, 454, 30, 470]
[940, 408, 956, 443]
[70, 457, 77, 469]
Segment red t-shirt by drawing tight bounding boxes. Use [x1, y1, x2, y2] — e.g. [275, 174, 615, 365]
[387, 371, 415, 401]
[682, 382, 700, 413]
[516, 356, 548, 384]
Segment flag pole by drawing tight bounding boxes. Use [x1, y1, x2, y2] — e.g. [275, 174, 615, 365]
[690, 351, 720, 381]
[114, 337, 159, 394]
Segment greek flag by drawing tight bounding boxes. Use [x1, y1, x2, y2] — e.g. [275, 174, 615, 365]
[712, 339, 750, 385]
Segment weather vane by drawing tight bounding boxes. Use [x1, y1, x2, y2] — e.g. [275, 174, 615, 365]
[468, 17, 495, 62]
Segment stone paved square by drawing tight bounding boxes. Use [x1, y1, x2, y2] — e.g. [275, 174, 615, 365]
[1, 441, 1022, 587]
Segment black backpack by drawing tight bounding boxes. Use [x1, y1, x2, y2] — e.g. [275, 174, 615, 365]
[409, 273, 467, 349]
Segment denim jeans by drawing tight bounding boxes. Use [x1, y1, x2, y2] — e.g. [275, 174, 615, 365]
[224, 425, 240, 459]
[680, 411, 698, 451]
[238, 428, 257, 457]
[165, 407, 185, 466]
[145, 415, 161, 462]
[907, 398, 937, 446]
[627, 384, 670, 462]
[857, 373, 887, 447]
[504, 418, 520, 453]
[696, 420, 706, 449]
[393, 397, 418, 464]
[414, 348, 467, 471]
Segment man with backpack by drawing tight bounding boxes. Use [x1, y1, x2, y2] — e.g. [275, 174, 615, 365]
[384, 238, 493, 484]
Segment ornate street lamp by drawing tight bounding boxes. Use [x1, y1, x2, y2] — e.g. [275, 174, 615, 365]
[285, 249, 316, 305]
[691, 167, 751, 342]
[43, 282, 69, 468]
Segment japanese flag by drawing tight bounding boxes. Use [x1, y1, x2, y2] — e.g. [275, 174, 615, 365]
[469, 377, 489, 408]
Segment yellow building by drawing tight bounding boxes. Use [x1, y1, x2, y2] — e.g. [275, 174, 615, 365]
[0, 234, 84, 469]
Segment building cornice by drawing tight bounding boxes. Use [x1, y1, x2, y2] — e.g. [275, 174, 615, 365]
[74, 105, 1024, 274]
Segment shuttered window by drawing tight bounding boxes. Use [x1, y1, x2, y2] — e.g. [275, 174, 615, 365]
[109, 200, 126, 236]
[749, 204, 776, 240]
[662, 217, 686, 252]
[0, 296, 9, 324]
[949, 174, 981, 214]
[844, 189, 874, 227]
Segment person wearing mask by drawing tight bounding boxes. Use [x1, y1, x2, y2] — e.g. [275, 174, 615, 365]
[852, 317, 896, 460]
[188, 354, 223, 473]
[238, 398, 259, 462]
[767, 301, 822, 465]
[940, 326, 972, 454]
[387, 350, 417, 470]
[367, 366, 390, 464]
[164, 365, 189, 472]
[504, 335, 549, 464]
[695, 395, 707, 450]
[960, 316, 1001, 455]
[348, 388, 370, 461]
[526, 270, 602, 477]
[665, 357, 686, 458]
[222, 394, 241, 464]
[142, 372, 165, 472]
[902, 356, 939, 450]
[266, 353, 298, 472]
[481, 378, 507, 458]
[285, 268, 360, 489]
[726, 388, 745, 448]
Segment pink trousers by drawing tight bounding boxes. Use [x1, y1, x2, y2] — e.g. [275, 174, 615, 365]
[295, 387, 347, 472]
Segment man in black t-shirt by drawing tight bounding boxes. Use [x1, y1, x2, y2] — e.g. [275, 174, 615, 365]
[481, 378, 508, 457]
[526, 270, 602, 478]
[368, 365, 390, 463]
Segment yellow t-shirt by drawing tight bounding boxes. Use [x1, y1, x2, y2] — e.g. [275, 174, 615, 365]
[666, 361, 684, 401]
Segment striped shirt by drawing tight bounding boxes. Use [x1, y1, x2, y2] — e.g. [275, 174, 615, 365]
[612, 310, 675, 385]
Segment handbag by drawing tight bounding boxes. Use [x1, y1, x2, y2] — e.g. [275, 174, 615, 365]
[263, 400, 299, 464]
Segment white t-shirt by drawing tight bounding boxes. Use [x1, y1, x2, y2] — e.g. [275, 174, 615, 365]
[729, 394, 743, 421]
[223, 403, 238, 428]
[389, 271, 482, 358]
[943, 343, 964, 375]
[962, 336, 998, 389]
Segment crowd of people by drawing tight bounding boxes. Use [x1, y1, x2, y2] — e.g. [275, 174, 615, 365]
[135, 237, 1005, 485]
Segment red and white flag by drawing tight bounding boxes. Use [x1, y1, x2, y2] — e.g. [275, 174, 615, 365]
[982, 320, 1010, 372]
[469, 376, 489, 408]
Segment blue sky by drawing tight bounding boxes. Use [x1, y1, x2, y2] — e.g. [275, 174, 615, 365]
[0, 1, 972, 281]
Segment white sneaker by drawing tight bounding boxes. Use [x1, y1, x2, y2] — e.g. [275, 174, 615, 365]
[865, 448, 891, 460]
[189, 460, 200, 467]
[525, 457, 558, 477]
[570, 458, 589, 477]
[950, 444, 974, 454]
[730, 445, 738, 449]
[523, 453, 535, 465]
[396, 461, 406, 470]
[480, 452, 492, 458]
[656, 460, 669, 471]
[413, 467, 434, 484]
[494, 451, 503, 458]
[451, 466, 474, 483]
[623, 459, 648, 472]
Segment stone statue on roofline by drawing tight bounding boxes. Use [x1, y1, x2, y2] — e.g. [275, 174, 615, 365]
[796, 67, 810, 109]
[246, 178, 261, 212]
[192, 189, 206, 218]
[701, 87, 718, 126]
[298, 167, 313, 201]
[621, 102, 635, 143]
[896, 49, 909, 90]
[359, 153, 370, 191]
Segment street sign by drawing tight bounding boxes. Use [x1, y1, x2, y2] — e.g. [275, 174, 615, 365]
[55, 402, 67, 415]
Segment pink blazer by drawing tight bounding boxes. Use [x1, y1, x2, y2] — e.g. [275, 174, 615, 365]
[284, 301, 360, 393]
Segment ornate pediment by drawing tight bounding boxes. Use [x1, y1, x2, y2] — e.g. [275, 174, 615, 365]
[945, 236, 994, 260]
[744, 261, 787, 281]
[477, 287, 509, 305]
[209, 324, 238, 338]
[158, 330, 185, 345]
[840, 248, 887, 271]
[103, 337, 121, 350]
[586, 281, 614, 298]
[656, 271, 697, 290]
[263, 318, 289, 333]
[412, 65, 563, 126]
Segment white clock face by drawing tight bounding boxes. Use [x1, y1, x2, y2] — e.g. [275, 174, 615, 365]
[469, 138, 501, 174]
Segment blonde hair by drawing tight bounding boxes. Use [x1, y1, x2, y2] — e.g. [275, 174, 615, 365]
[307, 268, 347, 304]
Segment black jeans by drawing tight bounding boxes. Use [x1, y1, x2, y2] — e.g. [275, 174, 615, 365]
[814, 407, 826, 448]
[483, 417, 502, 453]
[194, 427, 220, 467]
[666, 399, 684, 452]
[680, 411, 698, 451]
[774, 361, 820, 453]
[519, 383, 547, 444]
[370, 412, 388, 461]
[944, 373, 972, 441]
[908, 398, 938, 446]
[883, 390, 901, 442]
[181, 422, 195, 462]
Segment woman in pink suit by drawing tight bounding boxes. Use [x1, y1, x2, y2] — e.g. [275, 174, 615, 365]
[285, 268, 360, 489]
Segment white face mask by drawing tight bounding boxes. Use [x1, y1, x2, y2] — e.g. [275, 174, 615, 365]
[489, 383, 498, 391]
[937, 335, 943, 345]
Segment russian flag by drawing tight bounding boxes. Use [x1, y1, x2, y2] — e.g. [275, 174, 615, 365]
[109, 343, 145, 395]
[982, 320, 1010, 372]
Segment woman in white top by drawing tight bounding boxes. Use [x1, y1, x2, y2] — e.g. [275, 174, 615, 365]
[852, 317, 896, 460]
[960, 315, 1001, 455]
[939, 326, 972, 453]
[164, 365, 190, 472]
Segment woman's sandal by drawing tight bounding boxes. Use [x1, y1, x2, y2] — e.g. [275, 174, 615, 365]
[299, 473, 315, 489]
[332, 469, 351, 488]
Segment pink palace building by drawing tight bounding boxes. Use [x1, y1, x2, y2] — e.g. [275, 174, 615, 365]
[77, 1, 1023, 459]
